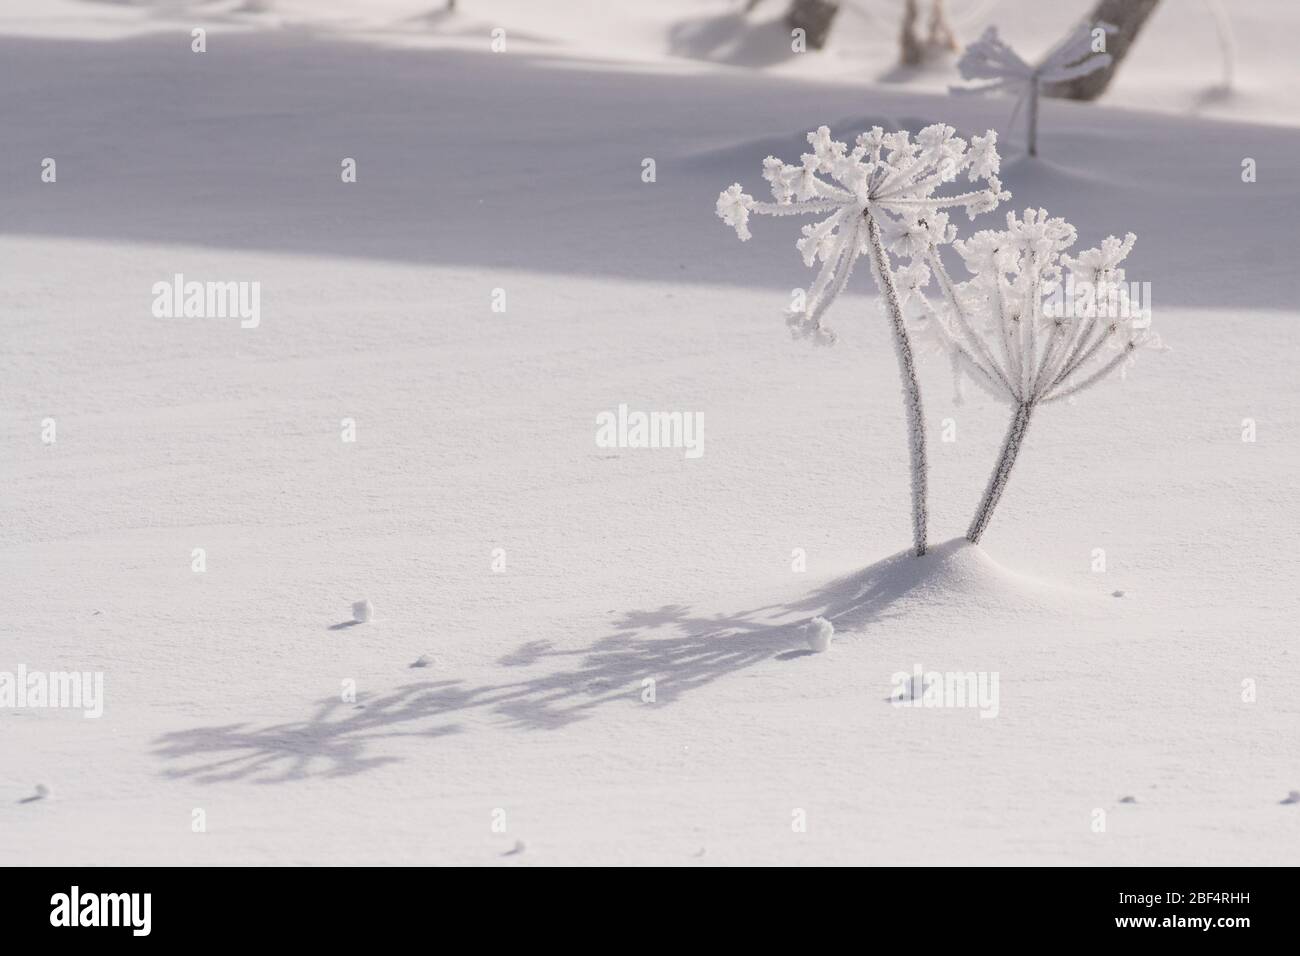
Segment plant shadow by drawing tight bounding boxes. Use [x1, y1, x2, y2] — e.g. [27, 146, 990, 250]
[155, 546, 941, 783]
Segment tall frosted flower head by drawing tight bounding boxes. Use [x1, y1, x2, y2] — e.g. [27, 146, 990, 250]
[715, 124, 1009, 343]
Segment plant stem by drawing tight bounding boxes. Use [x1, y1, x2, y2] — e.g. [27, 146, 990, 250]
[865, 211, 928, 557]
[967, 400, 1033, 544]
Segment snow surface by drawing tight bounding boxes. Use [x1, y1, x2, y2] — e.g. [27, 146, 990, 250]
[2, 0, 1298, 865]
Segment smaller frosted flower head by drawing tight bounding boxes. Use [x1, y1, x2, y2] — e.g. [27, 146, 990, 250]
[932, 207, 1160, 405]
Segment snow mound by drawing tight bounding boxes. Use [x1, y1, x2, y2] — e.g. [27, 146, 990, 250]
[909, 538, 1027, 591]
[814, 538, 1074, 633]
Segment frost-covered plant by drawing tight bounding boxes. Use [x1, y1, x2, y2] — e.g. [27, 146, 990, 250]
[715, 124, 1009, 556]
[950, 22, 1114, 156]
[906, 208, 1162, 543]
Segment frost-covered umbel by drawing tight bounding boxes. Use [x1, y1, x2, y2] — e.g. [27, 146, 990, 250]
[907, 207, 1162, 542]
[716, 124, 1009, 557]
[716, 125, 1007, 346]
[951, 23, 1115, 156]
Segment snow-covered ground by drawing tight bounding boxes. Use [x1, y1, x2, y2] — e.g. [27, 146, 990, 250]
[2, 0, 1298, 865]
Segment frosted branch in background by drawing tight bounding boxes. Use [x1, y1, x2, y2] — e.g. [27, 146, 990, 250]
[950, 22, 1115, 156]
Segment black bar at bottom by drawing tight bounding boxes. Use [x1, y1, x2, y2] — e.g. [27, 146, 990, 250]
[0, 866, 1286, 942]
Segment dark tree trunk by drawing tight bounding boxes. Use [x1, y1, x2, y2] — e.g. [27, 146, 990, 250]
[786, 0, 840, 51]
[900, 0, 923, 65]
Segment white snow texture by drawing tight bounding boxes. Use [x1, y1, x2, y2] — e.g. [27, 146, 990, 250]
[2, 0, 1299, 867]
